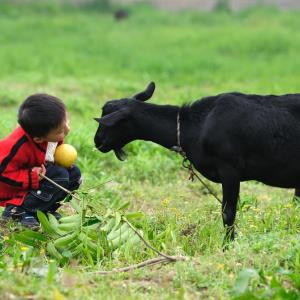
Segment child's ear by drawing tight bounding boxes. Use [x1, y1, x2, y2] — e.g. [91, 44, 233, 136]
[33, 137, 45, 144]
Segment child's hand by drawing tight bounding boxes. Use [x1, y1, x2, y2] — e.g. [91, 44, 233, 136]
[32, 164, 46, 181]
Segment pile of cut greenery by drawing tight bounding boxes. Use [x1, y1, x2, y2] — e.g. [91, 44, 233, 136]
[12, 196, 145, 265]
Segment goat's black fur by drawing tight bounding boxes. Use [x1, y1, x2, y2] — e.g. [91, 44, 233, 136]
[94, 82, 300, 243]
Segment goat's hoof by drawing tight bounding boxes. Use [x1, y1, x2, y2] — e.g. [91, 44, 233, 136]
[222, 238, 232, 251]
[222, 228, 235, 250]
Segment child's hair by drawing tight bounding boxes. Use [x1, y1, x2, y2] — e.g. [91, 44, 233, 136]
[18, 93, 66, 137]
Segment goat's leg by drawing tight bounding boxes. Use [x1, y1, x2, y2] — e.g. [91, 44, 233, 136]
[293, 188, 300, 203]
[220, 168, 240, 246]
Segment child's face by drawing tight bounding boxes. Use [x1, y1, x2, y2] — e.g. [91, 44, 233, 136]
[33, 115, 70, 143]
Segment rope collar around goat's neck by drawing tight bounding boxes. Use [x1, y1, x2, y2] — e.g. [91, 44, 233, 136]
[171, 110, 186, 157]
[171, 110, 222, 204]
[171, 110, 194, 178]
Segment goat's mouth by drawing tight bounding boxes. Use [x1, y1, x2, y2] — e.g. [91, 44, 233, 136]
[114, 148, 127, 161]
[95, 144, 105, 151]
[94, 140, 126, 161]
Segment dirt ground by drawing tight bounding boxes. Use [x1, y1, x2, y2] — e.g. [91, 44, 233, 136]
[114, 0, 300, 11]
[12, 0, 300, 11]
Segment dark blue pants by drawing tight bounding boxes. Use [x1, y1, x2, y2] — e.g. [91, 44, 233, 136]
[21, 163, 81, 213]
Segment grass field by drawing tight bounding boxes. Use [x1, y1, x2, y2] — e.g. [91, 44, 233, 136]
[0, 2, 299, 299]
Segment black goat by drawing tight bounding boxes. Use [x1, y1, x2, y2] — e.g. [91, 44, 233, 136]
[94, 82, 300, 242]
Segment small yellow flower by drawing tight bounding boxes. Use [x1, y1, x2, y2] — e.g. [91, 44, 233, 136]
[265, 276, 272, 282]
[216, 263, 224, 270]
[170, 207, 179, 214]
[20, 246, 28, 252]
[53, 289, 65, 300]
[162, 198, 170, 206]
[3, 236, 9, 241]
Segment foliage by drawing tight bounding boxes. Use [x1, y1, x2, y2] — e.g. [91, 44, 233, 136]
[0, 2, 299, 299]
[214, 0, 231, 12]
[231, 266, 300, 299]
[0, 0, 115, 14]
[12, 197, 145, 265]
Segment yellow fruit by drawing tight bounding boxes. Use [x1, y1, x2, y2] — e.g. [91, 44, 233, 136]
[54, 144, 77, 168]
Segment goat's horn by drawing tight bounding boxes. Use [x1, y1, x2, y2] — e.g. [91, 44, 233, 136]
[133, 82, 155, 101]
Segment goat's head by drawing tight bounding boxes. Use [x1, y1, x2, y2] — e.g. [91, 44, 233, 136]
[94, 82, 155, 160]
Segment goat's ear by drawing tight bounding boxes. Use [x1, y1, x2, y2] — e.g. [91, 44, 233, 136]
[97, 108, 130, 127]
[133, 82, 155, 101]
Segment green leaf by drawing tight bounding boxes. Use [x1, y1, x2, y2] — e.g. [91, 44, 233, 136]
[289, 273, 300, 289]
[37, 210, 58, 236]
[47, 260, 57, 284]
[21, 230, 48, 242]
[111, 212, 121, 232]
[70, 199, 81, 213]
[231, 268, 259, 297]
[13, 233, 37, 247]
[124, 212, 144, 220]
[117, 200, 130, 211]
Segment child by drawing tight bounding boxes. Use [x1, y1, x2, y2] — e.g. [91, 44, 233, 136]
[0, 94, 81, 228]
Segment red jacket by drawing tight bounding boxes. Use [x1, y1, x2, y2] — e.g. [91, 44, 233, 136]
[0, 126, 47, 207]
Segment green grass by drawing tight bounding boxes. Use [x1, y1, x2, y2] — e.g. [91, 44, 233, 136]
[0, 2, 300, 299]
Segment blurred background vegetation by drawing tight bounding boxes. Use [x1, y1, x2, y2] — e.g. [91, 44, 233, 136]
[0, 1, 299, 299]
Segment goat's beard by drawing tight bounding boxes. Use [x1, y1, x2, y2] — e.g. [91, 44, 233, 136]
[114, 148, 127, 161]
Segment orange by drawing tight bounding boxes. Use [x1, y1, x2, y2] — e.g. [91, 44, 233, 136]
[54, 144, 77, 168]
